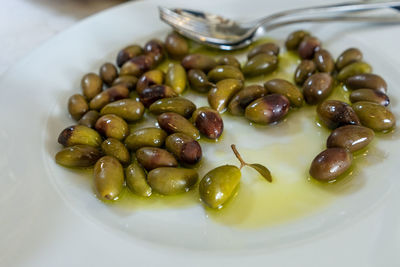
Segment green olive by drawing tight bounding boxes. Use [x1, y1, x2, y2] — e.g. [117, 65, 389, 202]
[207, 65, 244, 83]
[242, 53, 278, 76]
[313, 49, 334, 73]
[136, 147, 178, 171]
[112, 75, 138, 91]
[217, 55, 241, 69]
[144, 39, 165, 65]
[94, 156, 124, 201]
[68, 94, 89, 121]
[309, 148, 352, 181]
[78, 110, 100, 129]
[138, 84, 178, 107]
[158, 112, 200, 139]
[181, 54, 217, 72]
[199, 165, 241, 209]
[336, 48, 363, 71]
[188, 69, 214, 93]
[116, 44, 143, 67]
[89, 84, 130, 110]
[191, 107, 224, 139]
[119, 55, 154, 77]
[298, 36, 321, 59]
[247, 42, 279, 59]
[245, 94, 290, 124]
[345, 73, 387, 93]
[350, 89, 390, 106]
[165, 32, 189, 59]
[95, 114, 129, 140]
[337, 61, 372, 81]
[264, 79, 303, 107]
[125, 158, 152, 197]
[327, 125, 375, 152]
[294, 60, 316, 86]
[165, 133, 202, 165]
[147, 167, 198, 195]
[149, 97, 196, 118]
[228, 85, 267, 116]
[81, 73, 103, 100]
[208, 79, 243, 112]
[124, 127, 167, 151]
[136, 69, 165, 94]
[101, 138, 130, 165]
[99, 62, 118, 86]
[285, 30, 310, 50]
[302, 73, 334, 105]
[317, 100, 360, 129]
[100, 99, 144, 122]
[352, 101, 396, 132]
[58, 125, 102, 147]
[165, 63, 187, 94]
[55, 145, 102, 167]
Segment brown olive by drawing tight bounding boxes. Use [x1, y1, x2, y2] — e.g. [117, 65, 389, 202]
[313, 49, 334, 73]
[245, 94, 290, 124]
[247, 42, 279, 59]
[136, 69, 164, 94]
[217, 55, 241, 69]
[157, 112, 200, 140]
[336, 48, 363, 71]
[181, 54, 217, 72]
[89, 85, 130, 110]
[99, 62, 118, 86]
[119, 55, 155, 77]
[138, 84, 178, 107]
[350, 89, 390, 106]
[165, 133, 202, 165]
[191, 107, 224, 139]
[285, 30, 310, 50]
[136, 147, 178, 171]
[302, 73, 334, 105]
[327, 125, 374, 152]
[294, 60, 316, 86]
[116, 44, 143, 67]
[112, 75, 138, 91]
[317, 100, 360, 129]
[144, 39, 165, 65]
[345, 73, 387, 93]
[78, 110, 100, 129]
[309, 148, 352, 181]
[165, 32, 189, 59]
[298, 36, 321, 59]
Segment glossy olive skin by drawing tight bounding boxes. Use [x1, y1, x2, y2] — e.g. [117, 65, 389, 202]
[336, 48, 363, 70]
[166, 133, 202, 165]
[95, 114, 129, 140]
[208, 79, 243, 112]
[245, 94, 290, 124]
[350, 89, 390, 106]
[298, 36, 321, 59]
[191, 107, 224, 139]
[138, 84, 178, 107]
[188, 69, 214, 93]
[313, 49, 334, 73]
[55, 145, 102, 167]
[99, 62, 118, 86]
[157, 112, 200, 140]
[81, 73, 103, 100]
[68, 94, 89, 121]
[207, 65, 244, 82]
[147, 167, 198, 195]
[165, 63, 187, 94]
[345, 73, 387, 93]
[78, 110, 100, 128]
[247, 42, 279, 59]
[337, 61, 372, 81]
[302, 73, 334, 105]
[264, 79, 303, 107]
[116, 44, 143, 67]
[144, 39, 165, 65]
[136, 147, 178, 171]
[89, 85, 130, 110]
[112, 75, 138, 91]
[228, 85, 268, 116]
[217, 55, 241, 69]
[100, 99, 144, 121]
[285, 30, 310, 50]
[309, 148, 352, 181]
[181, 54, 217, 72]
[125, 159, 152, 197]
[124, 127, 167, 151]
[136, 69, 165, 94]
[101, 138, 130, 165]
[165, 32, 189, 59]
[327, 125, 374, 152]
[242, 54, 278, 76]
[294, 60, 316, 86]
[317, 100, 360, 129]
[58, 125, 102, 147]
[119, 55, 154, 77]
[94, 156, 124, 201]
[149, 97, 196, 118]
[199, 165, 241, 209]
[352, 101, 396, 132]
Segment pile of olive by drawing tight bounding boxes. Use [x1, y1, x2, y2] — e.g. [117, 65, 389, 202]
[55, 29, 396, 210]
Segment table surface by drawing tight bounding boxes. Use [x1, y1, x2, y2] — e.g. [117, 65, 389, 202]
[0, 0, 126, 77]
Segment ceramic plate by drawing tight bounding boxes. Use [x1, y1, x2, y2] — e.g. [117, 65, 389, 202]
[1, 0, 400, 266]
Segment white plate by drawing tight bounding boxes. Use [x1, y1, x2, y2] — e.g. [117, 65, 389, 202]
[1, 0, 400, 266]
